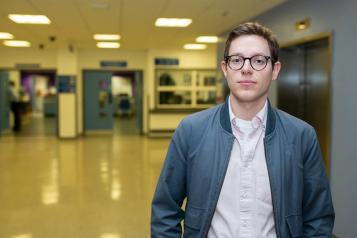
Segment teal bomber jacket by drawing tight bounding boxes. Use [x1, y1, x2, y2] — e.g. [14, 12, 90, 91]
[151, 99, 335, 238]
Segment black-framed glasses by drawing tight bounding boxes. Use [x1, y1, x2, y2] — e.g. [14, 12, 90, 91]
[224, 55, 271, 71]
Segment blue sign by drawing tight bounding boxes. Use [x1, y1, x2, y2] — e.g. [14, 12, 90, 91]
[154, 58, 179, 66]
[58, 75, 76, 93]
[100, 61, 127, 68]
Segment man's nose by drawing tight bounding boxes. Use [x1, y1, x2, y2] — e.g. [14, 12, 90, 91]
[241, 59, 253, 74]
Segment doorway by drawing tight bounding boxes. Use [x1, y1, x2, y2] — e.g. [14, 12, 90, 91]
[19, 70, 57, 136]
[278, 35, 331, 172]
[83, 70, 143, 135]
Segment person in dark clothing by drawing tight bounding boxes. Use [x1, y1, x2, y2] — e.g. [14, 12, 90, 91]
[8, 81, 21, 132]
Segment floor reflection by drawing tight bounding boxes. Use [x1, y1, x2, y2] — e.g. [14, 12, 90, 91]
[0, 135, 170, 238]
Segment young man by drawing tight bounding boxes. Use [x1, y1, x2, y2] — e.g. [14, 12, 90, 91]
[151, 22, 334, 238]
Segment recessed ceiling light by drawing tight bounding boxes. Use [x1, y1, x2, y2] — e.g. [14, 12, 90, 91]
[90, 1, 110, 9]
[155, 18, 192, 27]
[8, 14, 51, 24]
[184, 44, 207, 50]
[196, 36, 219, 43]
[4, 40, 31, 47]
[94, 34, 120, 41]
[97, 42, 120, 49]
[296, 18, 310, 31]
[0, 32, 14, 39]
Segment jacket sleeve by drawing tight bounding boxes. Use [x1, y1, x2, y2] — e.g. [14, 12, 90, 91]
[151, 120, 190, 237]
[302, 127, 335, 237]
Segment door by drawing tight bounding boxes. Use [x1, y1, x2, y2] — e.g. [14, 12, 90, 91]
[0, 71, 10, 134]
[84, 71, 113, 132]
[278, 37, 330, 171]
[278, 45, 305, 118]
[304, 39, 330, 165]
[134, 71, 143, 134]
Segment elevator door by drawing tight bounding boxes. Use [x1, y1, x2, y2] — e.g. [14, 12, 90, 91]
[278, 37, 330, 170]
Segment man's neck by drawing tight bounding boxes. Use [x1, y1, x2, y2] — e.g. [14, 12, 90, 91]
[230, 95, 267, 121]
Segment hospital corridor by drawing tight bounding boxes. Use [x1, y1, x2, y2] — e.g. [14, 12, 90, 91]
[1, 0, 357, 237]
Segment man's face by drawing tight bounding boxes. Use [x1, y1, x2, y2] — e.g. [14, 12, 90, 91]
[221, 35, 281, 104]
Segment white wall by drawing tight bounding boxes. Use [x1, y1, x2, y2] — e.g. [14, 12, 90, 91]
[57, 48, 77, 75]
[0, 48, 57, 69]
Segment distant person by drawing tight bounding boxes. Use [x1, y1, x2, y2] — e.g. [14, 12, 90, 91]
[8, 81, 21, 132]
[151, 22, 334, 237]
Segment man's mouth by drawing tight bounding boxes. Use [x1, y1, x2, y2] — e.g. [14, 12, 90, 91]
[238, 80, 256, 86]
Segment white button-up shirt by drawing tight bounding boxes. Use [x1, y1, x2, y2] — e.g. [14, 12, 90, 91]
[208, 97, 277, 238]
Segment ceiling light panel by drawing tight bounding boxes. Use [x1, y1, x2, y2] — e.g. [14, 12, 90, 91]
[0, 32, 14, 39]
[94, 34, 121, 41]
[97, 42, 120, 48]
[184, 44, 207, 50]
[8, 14, 51, 24]
[196, 36, 218, 43]
[155, 18, 192, 27]
[4, 40, 31, 47]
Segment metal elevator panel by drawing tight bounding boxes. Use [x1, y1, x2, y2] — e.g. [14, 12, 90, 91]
[278, 37, 330, 171]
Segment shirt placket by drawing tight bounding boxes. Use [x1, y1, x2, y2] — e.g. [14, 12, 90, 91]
[233, 119, 263, 238]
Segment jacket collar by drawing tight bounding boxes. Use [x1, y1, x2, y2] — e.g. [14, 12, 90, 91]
[220, 97, 276, 137]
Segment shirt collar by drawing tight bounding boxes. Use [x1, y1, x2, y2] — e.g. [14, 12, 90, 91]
[228, 95, 268, 130]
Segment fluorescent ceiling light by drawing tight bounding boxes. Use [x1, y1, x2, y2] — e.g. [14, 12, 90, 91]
[155, 18, 192, 27]
[94, 34, 120, 41]
[4, 40, 31, 47]
[0, 32, 14, 39]
[97, 42, 120, 48]
[196, 36, 218, 43]
[184, 44, 207, 50]
[8, 14, 51, 24]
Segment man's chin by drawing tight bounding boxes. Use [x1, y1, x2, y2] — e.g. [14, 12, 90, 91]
[230, 93, 267, 104]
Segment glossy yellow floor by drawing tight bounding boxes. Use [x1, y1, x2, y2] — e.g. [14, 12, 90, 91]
[0, 134, 170, 238]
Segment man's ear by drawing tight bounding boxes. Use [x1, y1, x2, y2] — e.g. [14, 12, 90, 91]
[221, 60, 228, 78]
[272, 61, 281, 81]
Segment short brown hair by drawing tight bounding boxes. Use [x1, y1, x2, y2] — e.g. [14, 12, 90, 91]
[224, 22, 279, 63]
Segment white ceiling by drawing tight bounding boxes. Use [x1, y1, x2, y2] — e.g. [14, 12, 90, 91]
[0, 0, 285, 50]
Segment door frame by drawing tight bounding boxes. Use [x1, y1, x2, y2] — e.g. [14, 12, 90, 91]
[0, 67, 58, 136]
[279, 32, 333, 176]
[82, 68, 144, 135]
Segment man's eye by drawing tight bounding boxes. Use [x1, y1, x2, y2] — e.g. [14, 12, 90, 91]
[231, 58, 242, 63]
[254, 58, 266, 65]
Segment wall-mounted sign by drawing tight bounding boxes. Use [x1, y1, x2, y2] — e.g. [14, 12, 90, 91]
[15, 63, 41, 69]
[58, 75, 76, 93]
[154, 58, 179, 66]
[100, 61, 128, 68]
